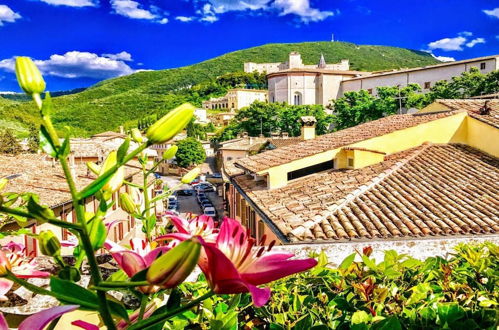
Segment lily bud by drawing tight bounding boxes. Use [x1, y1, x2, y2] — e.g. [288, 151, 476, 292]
[181, 167, 201, 184]
[162, 145, 178, 160]
[0, 178, 8, 192]
[0, 251, 12, 276]
[146, 238, 201, 288]
[100, 151, 125, 195]
[131, 128, 143, 143]
[119, 192, 137, 215]
[86, 162, 101, 175]
[15, 57, 46, 95]
[39, 231, 61, 257]
[146, 103, 195, 144]
[130, 187, 143, 206]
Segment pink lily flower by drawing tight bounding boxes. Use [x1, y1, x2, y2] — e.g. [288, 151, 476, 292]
[198, 218, 317, 307]
[104, 238, 170, 293]
[19, 305, 80, 330]
[0, 242, 50, 301]
[156, 214, 219, 244]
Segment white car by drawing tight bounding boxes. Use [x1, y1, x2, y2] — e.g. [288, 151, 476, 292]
[203, 207, 216, 218]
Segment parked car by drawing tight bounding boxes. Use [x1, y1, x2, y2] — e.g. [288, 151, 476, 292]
[200, 200, 213, 208]
[210, 173, 222, 179]
[197, 193, 206, 202]
[194, 183, 215, 193]
[168, 196, 177, 203]
[167, 200, 178, 211]
[176, 189, 193, 196]
[191, 178, 202, 185]
[203, 207, 217, 218]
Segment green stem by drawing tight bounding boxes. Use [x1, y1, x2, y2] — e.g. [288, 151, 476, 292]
[5, 273, 99, 310]
[138, 294, 148, 320]
[128, 291, 215, 330]
[58, 156, 117, 330]
[0, 206, 82, 231]
[98, 280, 150, 287]
[143, 161, 151, 241]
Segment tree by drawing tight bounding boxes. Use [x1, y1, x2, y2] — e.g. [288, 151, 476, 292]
[0, 129, 22, 155]
[175, 137, 206, 168]
[27, 124, 39, 153]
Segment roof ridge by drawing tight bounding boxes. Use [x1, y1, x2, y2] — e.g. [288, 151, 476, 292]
[288, 143, 433, 239]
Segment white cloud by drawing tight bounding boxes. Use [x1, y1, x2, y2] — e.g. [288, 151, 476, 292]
[427, 32, 486, 51]
[466, 37, 485, 48]
[37, 0, 98, 7]
[194, 0, 334, 23]
[431, 54, 455, 62]
[273, 0, 334, 22]
[102, 51, 133, 62]
[0, 51, 136, 79]
[483, 8, 499, 18]
[175, 16, 194, 22]
[428, 36, 466, 51]
[0, 5, 21, 26]
[110, 0, 168, 23]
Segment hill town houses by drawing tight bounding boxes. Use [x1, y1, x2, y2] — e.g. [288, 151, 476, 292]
[218, 52, 499, 260]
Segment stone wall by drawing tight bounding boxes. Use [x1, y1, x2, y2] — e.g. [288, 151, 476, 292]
[272, 235, 499, 267]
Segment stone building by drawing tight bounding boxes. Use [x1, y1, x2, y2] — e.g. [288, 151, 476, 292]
[250, 52, 499, 107]
[202, 88, 267, 111]
[222, 99, 498, 246]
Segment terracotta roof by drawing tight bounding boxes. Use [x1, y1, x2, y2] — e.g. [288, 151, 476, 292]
[431, 99, 499, 128]
[266, 137, 302, 149]
[219, 137, 267, 152]
[233, 144, 499, 243]
[0, 154, 144, 208]
[236, 111, 459, 173]
[91, 131, 127, 139]
[70, 138, 157, 159]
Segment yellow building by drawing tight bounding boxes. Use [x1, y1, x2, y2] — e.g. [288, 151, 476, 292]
[223, 99, 499, 244]
[203, 88, 268, 112]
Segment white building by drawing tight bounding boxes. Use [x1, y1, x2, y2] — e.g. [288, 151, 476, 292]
[202, 88, 268, 111]
[249, 52, 499, 107]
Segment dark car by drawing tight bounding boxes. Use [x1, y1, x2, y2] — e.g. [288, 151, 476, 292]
[201, 201, 213, 208]
[176, 189, 193, 196]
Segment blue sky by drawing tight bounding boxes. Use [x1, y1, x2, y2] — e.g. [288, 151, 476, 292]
[0, 0, 498, 91]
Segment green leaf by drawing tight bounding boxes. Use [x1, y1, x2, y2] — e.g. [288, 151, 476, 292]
[371, 317, 402, 330]
[117, 137, 130, 162]
[78, 173, 114, 199]
[437, 303, 465, 325]
[107, 299, 129, 321]
[294, 315, 312, 330]
[108, 269, 128, 282]
[351, 310, 371, 325]
[39, 125, 57, 157]
[131, 268, 148, 282]
[88, 216, 106, 250]
[339, 253, 356, 270]
[406, 283, 431, 305]
[361, 255, 377, 270]
[58, 133, 71, 159]
[50, 277, 98, 306]
[27, 196, 55, 220]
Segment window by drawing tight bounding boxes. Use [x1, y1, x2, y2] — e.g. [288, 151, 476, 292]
[367, 88, 373, 94]
[424, 81, 431, 89]
[347, 158, 354, 168]
[480, 62, 486, 70]
[293, 92, 302, 105]
[287, 160, 335, 181]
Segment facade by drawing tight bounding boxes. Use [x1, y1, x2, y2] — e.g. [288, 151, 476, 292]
[223, 99, 499, 245]
[244, 52, 350, 74]
[255, 52, 499, 107]
[0, 154, 160, 256]
[341, 55, 499, 96]
[202, 88, 268, 112]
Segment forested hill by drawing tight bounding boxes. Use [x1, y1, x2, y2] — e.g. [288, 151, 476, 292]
[0, 41, 439, 136]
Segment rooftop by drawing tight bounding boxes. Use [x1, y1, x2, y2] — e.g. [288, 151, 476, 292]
[0, 154, 144, 208]
[267, 68, 366, 77]
[425, 99, 499, 128]
[232, 143, 499, 243]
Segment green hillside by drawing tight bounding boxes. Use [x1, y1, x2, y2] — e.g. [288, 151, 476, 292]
[0, 41, 439, 136]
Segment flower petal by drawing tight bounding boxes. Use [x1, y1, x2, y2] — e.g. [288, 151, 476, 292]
[143, 246, 171, 267]
[72, 319, 99, 330]
[19, 305, 79, 330]
[111, 251, 147, 277]
[216, 218, 247, 249]
[0, 279, 13, 302]
[168, 215, 191, 234]
[247, 284, 271, 308]
[241, 253, 317, 285]
[155, 233, 192, 243]
[0, 312, 8, 330]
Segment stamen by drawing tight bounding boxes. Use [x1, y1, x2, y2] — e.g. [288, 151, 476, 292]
[256, 246, 265, 258]
[232, 227, 239, 238]
[268, 240, 276, 251]
[259, 234, 267, 246]
[129, 239, 134, 250]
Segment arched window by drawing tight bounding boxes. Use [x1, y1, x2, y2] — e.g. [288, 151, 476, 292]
[293, 92, 302, 105]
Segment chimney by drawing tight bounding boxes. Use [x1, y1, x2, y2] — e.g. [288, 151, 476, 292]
[119, 126, 124, 134]
[242, 132, 248, 138]
[299, 116, 317, 140]
[271, 132, 280, 139]
[282, 132, 289, 139]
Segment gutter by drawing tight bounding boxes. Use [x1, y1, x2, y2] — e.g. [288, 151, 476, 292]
[229, 176, 290, 244]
